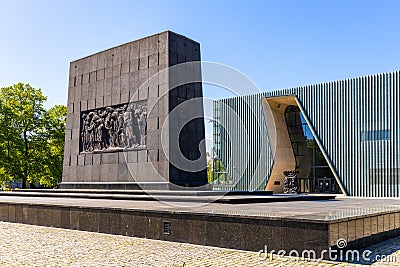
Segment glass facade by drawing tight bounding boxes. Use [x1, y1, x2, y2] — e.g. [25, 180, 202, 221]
[213, 71, 400, 197]
[285, 105, 341, 193]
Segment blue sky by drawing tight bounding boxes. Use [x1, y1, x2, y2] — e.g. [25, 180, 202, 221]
[1, 0, 400, 143]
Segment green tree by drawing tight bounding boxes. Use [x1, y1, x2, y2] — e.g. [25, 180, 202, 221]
[0, 83, 66, 188]
[213, 158, 228, 184]
[206, 150, 228, 184]
[206, 152, 213, 183]
[38, 105, 66, 187]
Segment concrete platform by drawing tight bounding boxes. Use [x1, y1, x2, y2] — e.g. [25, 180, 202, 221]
[0, 192, 399, 259]
[0, 190, 333, 203]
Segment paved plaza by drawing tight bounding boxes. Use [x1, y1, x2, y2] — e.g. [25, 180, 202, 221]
[0, 194, 400, 266]
[0, 221, 399, 266]
[1, 194, 400, 221]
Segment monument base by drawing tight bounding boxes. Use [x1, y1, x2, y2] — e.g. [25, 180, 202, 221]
[59, 182, 169, 190]
[0, 192, 399, 260]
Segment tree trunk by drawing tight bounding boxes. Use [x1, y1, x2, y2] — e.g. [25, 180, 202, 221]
[5, 113, 10, 160]
[22, 177, 27, 189]
[22, 129, 29, 189]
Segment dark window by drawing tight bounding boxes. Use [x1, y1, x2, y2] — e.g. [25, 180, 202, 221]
[361, 130, 390, 141]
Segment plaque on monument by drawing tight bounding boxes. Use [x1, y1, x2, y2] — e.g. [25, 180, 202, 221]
[80, 101, 147, 153]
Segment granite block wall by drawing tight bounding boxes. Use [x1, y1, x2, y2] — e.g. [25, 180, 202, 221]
[61, 31, 207, 189]
[2, 202, 399, 257]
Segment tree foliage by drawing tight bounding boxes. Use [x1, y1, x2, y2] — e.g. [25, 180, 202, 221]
[206, 151, 228, 184]
[0, 83, 66, 188]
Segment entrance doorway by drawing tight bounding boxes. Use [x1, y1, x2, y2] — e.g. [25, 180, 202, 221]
[285, 105, 341, 194]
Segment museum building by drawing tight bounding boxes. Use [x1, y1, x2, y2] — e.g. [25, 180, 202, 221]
[213, 71, 400, 197]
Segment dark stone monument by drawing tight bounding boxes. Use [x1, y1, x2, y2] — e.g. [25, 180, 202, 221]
[61, 31, 208, 190]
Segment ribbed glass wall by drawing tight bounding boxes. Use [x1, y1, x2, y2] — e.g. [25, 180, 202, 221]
[213, 71, 400, 197]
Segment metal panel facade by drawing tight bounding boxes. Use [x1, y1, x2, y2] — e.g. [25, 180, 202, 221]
[213, 71, 400, 197]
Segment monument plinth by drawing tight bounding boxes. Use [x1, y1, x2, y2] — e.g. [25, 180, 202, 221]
[61, 31, 207, 190]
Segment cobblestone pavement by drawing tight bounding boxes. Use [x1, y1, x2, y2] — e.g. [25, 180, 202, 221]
[0, 222, 399, 266]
